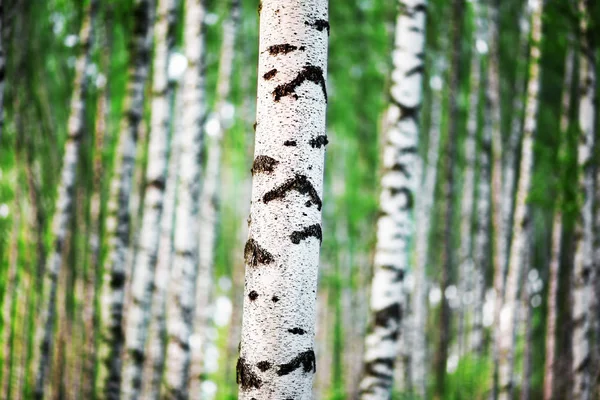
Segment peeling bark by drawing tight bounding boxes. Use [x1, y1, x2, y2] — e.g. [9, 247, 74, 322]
[237, 0, 329, 398]
[360, 1, 426, 399]
[32, 1, 98, 397]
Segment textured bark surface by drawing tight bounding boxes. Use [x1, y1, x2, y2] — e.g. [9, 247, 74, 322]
[237, 0, 329, 398]
[118, 0, 179, 397]
[458, 0, 484, 356]
[97, 1, 154, 397]
[162, 0, 207, 397]
[497, 1, 543, 398]
[32, 1, 97, 397]
[571, 1, 597, 398]
[359, 1, 426, 399]
[189, 0, 240, 393]
[543, 46, 573, 400]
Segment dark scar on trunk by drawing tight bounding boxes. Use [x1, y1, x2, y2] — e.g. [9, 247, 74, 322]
[249, 290, 259, 301]
[253, 122, 258, 132]
[263, 68, 278, 80]
[272, 65, 327, 102]
[305, 19, 330, 35]
[257, 1, 262, 14]
[256, 361, 272, 371]
[373, 303, 401, 341]
[244, 239, 274, 267]
[272, 296, 280, 302]
[267, 43, 300, 55]
[288, 327, 306, 335]
[361, 357, 395, 384]
[290, 224, 322, 244]
[389, 187, 414, 210]
[309, 135, 329, 148]
[284, 140, 297, 146]
[381, 265, 404, 282]
[276, 349, 316, 376]
[252, 155, 279, 175]
[237, 357, 262, 390]
[263, 174, 322, 210]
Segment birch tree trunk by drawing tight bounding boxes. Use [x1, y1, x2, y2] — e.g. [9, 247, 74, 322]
[497, 1, 543, 397]
[119, 0, 180, 397]
[457, 0, 484, 356]
[237, 0, 329, 398]
[0, 0, 5, 143]
[543, 45, 574, 400]
[32, 1, 97, 397]
[161, 0, 207, 397]
[571, 0, 597, 397]
[436, 0, 464, 395]
[142, 83, 180, 400]
[189, 0, 240, 392]
[358, 1, 426, 398]
[96, 1, 154, 398]
[411, 54, 445, 400]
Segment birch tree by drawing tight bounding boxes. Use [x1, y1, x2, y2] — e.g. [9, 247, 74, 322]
[497, 0, 543, 397]
[0, 0, 5, 143]
[161, 0, 207, 396]
[236, 0, 329, 398]
[543, 45, 574, 400]
[119, 0, 179, 396]
[32, 0, 98, 397]
[358, 1, 426, 398]
[571, 0, 597, 397]
[96, 1, 155, 397]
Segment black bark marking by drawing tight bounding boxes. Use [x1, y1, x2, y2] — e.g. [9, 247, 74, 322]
[374, 303, 401, 341]
[268, 43, 300, 56]
[309, 135, 329, 148]
[288, 327, 306, 335]
[276, 350, 316, 376]
[389, 187, 414, 210]
[405, 64, 425, 77]
[290, 224, 322, 244]
[244, 239, 275, 267]
[360, 358, 395, 395]
[237, 357, 262, 390]
[263, 68, 278, 80]
[263, 174, 322, 210]
[390, 162, 411, 178]
[305, 19, 330, 35]
[110, 271, 127, 289]
[257, 1, 262, 14]
[273, 65, 327, 102]
[249, 290, 259, 301]
[253, 122, 258, 132]
[283, 140, 297, 146]
[256, 361, 272, 371]
[147, 178, 166, 191]
[381, 265, 404, 282]
[399, 3, 427, 16]
[272, 296, 280, 302]
[252, 155, 279, 175]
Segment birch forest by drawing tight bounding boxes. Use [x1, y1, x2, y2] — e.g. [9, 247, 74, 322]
[1, 0, 600, 399]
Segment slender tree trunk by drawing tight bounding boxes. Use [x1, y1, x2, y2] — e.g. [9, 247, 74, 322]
[0, 0, 5, 143]
[161, 0, 207, 397]
[470, 47, 492, 354]
[189, 0, 240, 393]
[358, 2, 426, 398]
[120, 0, 180, 396]
[457, 0, 484, 356]
[96, 1, 154, 398]
[411, 55, 445, 400]
[543, 45, 574, 400]
[236, 0, 329, 398]
[436, 0, 464, 395]
[571, 0, 597, 398]
[32, 1, 97, 397]
[520, 246, 533, 400]
[497, 1, 543, 397]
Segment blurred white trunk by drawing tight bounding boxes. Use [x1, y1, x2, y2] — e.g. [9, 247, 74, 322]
[237, 0, 329, 398]
[571, 0, 597, 398]
[33, 2, 97, 397]
[497, 1, 543, 397]
[359, 2, 426, 398]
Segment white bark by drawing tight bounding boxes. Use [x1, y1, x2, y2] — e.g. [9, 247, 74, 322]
[497, 1, 543, 397]
[96, 1, 154, 398]
[457, 0, 484, 356]
[33, 2, 97, 397]
[237, 0, 329, 398]
[359, 2, 426, 399]
[189, 0, 240, 393]
[161, 0, 207, 397]
[571, 1, 597, 397]
[543, 46, 573, 400]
